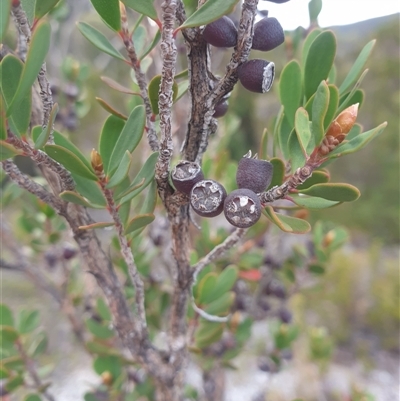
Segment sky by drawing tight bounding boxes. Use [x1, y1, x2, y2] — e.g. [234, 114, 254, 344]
[259, 0, 400, 30]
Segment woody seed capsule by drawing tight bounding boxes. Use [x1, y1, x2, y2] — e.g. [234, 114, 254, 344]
[252, 17, 285, 52]
[238, 59, 275, 93]
[190, 179, 227, 218]
[202, 16, 238, 48]
[224, 188, 262, 228]
[171, 161, 204, 195]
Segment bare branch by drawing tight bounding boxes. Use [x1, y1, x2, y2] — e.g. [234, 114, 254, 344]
[120, 4, 159, 152]
[192, 228, 247, 280]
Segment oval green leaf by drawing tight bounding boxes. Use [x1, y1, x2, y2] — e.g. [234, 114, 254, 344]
[44, 144, 98, 180]
[0, 55, 32, 137]
[336, 69, 368, 114]
[106, 150, 132, 188]
[298, 183, 360, 202]
[122, 0, 158, 22]
[77, 22, 126, 61]
[263, 206, 311, 234]
[96, 97, 128, 120]
[18, 310, 40, 334]
[279, 60, 302, 128]
[339, 40, 375, 95]
[99, 115, 125, 174]
[311, 80, 330, 146]
[89, 0, 121, 32]
[288, 129, 306, 171]
[7, 21, 51, 117]
[197, 272, 217, 305]
[71, 175, 106, 207]
[0, 141, 23, 161]
[0, 0, 11, 42]
[24, 395, 42, 401]
[324, 84, 339, 130]
[35, 0, 61, 19]
[124, 213, 155, 235]
[101, 76, 140, 95]
[86, 319, 114, 340]
[301, 28, 322, 67]
[204, 292, 235, 317]
[0, 304, 14, 327]
[308, 0, 322, 22]
[267, 157, 285, 190]
[108, 105, 145, 174]
[34, 103, 59, 149]
[148, 75, 178, 115]
[297, 170, 330, 190]
[294, 107, 311, 152]
[59, 190, 105, 208]
[195, 321, 224, 349]
[178, 0, 240, 30]
[118, 152, 158, 204]
[304, 30, 336, 100]
[207, 265, 238, 304]
[290, 194, 340, 209]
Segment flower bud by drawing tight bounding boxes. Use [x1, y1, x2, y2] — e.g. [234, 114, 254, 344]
[325, 103, 359, 142]
[91, 149, 103, 174]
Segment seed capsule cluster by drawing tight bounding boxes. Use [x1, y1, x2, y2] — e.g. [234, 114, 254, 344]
[171, 152, 274, 229]
[201, 8, 285, 113]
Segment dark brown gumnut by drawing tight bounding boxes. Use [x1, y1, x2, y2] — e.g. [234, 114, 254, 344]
[236, 152, 274, 193]
[171, 161, 204, 195]
[238, 59, 275, 93]
[265, 280, 286, 299]
[202, 16, 238, 48]
[190, 179, 227, 218]
[278, 307, 292, 324]
[252, 17, 285, 51]
[63, 244, 77, 260]
[213, 99, 229, 118]
[224, 188, 262, 228]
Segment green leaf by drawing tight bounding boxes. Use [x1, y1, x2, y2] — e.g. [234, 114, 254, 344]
[195, 321, 224, 349]
[7, 21, 51, 117]
[204, 292, 234, 316]
[324, 85, 339, 130]
[99, 115, 125, 175]
[311, 80, 330, 147]
[290, 195, 340, 209]
[118, 152, 158, 204]
[18, 310, 40, 334]
[121, 0, 158, 22]
[106, 150, 132, 188]
[79, 222, 114, 230]
[20, 0, 36, 25]
[197, 273, 218, 305]
[5, 374, 24, 392]
[100, 76, 140, 95]
[0, 0, 11, 42]
[268, 157, 285, 189]
[339, 88, 364, 110]
[0, 97, 6, 140]
[24, 394, 43, 401]
[96, 298, 111, 322]
[35, 0, 61, 20]
[345, 123, 362, 141]
[263, 206, 311, 234]
[288, 128, 306, 171]
[210, 265, 238, 302]
[0, 141, 22, 161]
[339, 40, 375, 95]
[93, 355, 122, 379]
[89, 0, 121, 31]
[140, 28, 161, 60]
[304, 30, 336, 100]
[301, 28, 322, 67]
[0, 326, 19, 343]
[0, 304, 14, 327]
[124, 213, 155, 235]
[72, 175, 107, 207]
[299, 183, 360, 202]
[108, 105, 145, 174]
[44, 144, 98, 180]
[279, 60, 302, 128]
[294, 107, 311, 153]
[29, 332, 48, 357]
[132, 25, 147, 56]
[337, 69, 368, 114]
[297, 170, 330, 190]
[308, 264, 325, 275]
[59, 191, 105, 208]
[308, 0, 322, 22]
[86, 319, 114, 340]
[0, 55, 32, 137]
[77, 22, 126, 61]
[178, 0, 240, 30]
[278, 116, 292, 160]
[148, 75, 178, 115]
[96, 97, 128, 120]
[330, 122, 387, 158]
[34, 103, 59, 149]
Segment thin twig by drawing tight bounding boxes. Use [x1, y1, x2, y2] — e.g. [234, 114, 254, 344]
[96, 167, 147, 335]
[15, 339, 56, 401]
[192, 228, 247, 281]
[7, 132, 74, 191]
[120, 4, 159, 152]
